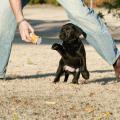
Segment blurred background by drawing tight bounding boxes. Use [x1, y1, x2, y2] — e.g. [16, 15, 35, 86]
[28, 0, 120, 8]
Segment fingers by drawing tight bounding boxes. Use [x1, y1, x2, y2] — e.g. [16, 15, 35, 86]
[20, 31, 26, 41]
[28, 24, 34, 33]
[25, 29, 31, 41]
[20, 29, 31, 42]
[18, 20, 34, 42]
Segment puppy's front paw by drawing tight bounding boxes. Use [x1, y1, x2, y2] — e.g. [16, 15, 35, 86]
[72, 79, 79, 84]
[52, 43, 61, 50]
[53, 78, 60, 83]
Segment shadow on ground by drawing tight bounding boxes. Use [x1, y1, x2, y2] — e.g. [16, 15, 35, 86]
[88, 77, 117, 85]
[90, 69, 113, 73]
[4, 69, 117, 85]
[89, 69, 117, 85]
[5, 73, 56, 81]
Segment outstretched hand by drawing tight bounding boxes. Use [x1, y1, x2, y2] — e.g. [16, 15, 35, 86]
[18, 20, 34, 42]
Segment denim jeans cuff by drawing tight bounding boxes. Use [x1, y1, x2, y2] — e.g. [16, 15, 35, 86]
[0, 71, 6, 79]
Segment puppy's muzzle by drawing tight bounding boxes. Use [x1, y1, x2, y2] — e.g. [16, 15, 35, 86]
[59, 33, 65, 40]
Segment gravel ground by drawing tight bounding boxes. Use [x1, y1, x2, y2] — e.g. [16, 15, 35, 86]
[0, 5, 120, 120]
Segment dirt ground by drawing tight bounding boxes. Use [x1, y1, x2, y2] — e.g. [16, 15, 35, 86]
[0, 5, 120, 120]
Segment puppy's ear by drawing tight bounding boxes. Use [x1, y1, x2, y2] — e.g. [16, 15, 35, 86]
[74, 25, 87, 39]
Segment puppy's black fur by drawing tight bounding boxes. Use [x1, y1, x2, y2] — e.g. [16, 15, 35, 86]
[52, 23, 89, 84]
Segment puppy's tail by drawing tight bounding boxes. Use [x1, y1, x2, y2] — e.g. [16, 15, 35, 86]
[81, 70, 90, 80]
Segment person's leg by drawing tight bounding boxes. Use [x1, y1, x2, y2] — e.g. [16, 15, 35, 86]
[57, 0, 120, 65]
[0, 0, 29, 78]
[0, 0, 16, 78]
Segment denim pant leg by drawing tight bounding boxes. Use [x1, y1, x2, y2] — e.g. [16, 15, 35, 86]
[57, 0, 120, 65]
[0, 0, 29, 78]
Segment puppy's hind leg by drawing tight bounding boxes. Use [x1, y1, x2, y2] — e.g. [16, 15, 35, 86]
[64, 72, 69, 82]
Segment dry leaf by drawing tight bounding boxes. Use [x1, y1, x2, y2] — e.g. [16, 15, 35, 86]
[94, 111, 113, 120]
[27, 59, 34, 65]
[69, 105, 76, 111]
[84, 104, 94, 113]
[89, 92, 95, 97]
[13, 113, 19, 120]
[45, 101, 56, 105]
[103, 111, 113, 118]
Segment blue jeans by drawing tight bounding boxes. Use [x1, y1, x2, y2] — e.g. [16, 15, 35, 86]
[0, 0, 119, 78]
[0, 0, 29, 78]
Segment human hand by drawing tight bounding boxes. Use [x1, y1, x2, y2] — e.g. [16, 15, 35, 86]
[18, 19, 34, 42]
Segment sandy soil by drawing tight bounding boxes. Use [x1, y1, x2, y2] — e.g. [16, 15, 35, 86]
[0, 5, 120, 120]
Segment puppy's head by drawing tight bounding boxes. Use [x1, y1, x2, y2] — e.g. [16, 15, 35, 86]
[59, 23, 86, 43]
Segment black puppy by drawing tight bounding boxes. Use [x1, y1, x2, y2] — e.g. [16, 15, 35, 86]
[52, 23, 89, 84]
